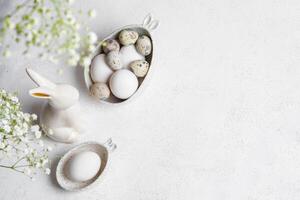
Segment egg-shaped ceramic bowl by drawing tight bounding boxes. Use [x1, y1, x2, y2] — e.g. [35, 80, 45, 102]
[84, 14, 159, 105]
[56, 139, 116, 191]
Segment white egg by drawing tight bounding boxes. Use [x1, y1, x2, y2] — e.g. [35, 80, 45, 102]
[90, 54, 113, 83]
[109, 69, 138, 99]
[65, 151, 101, 182]
[119, 45, 144, 68]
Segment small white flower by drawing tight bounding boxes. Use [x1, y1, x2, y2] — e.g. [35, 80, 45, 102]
[67, 58, 78, 67]
[31, 125, 39, 132]
[35, 162, 41, 168]
[88, 9, 96, 18]
[80, 56, 91, 67]
[15, 128, 23, 136]
[23, 122, 28, 130]
[32, 18, 39, 25]
[3, 50, 11, 58]
[67, 0, 74, 4]
[67, 15, 76, 24]
[11, 96, 18, 103]
[87, 32, 97, 44]
[72, 34, 80, 42]
[31, 114, 37, 120]
[6, 145, 12, 152]
[24, 113, 31, 121]
[87, 44, 96, 52]
[41, 158, 48, 166]
[45, 168, 51, 175]
[23, 148, 29, 155]
[74, 23, 81, 30]
[0, 143, 5, 149]
[35, 130, 42, 139]
[25, 33, 33, 41]
[3, 125, 11, 133]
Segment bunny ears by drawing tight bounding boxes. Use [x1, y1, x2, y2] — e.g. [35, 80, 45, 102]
[142, 13, 160, 32]
[26, 68, 56, 89]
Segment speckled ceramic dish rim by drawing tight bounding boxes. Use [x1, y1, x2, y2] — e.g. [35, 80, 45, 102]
[56, 139, 116, 191]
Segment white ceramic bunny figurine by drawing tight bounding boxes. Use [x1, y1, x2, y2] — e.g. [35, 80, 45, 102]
[26, 68, 83, 143]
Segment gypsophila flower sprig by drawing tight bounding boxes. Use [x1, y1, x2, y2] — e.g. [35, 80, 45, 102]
[0, 89, 51, 178]
[0, 0, 97, 68]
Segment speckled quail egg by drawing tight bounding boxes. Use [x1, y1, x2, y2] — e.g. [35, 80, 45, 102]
[129, 60, 150, 77]
[90, 54, 113, 83]
[119, 45, 145, 68]
[106, 50, 122, 70]
[118, 30, 139, 46]
[135, 35, 152, 56]
[90, 82, 110, 100]
[102, 39, 120, 54]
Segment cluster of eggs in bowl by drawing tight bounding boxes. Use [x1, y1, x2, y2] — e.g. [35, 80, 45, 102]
[87, 28, 153, 103]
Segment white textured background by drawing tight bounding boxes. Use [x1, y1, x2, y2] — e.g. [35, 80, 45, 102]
[1, 0, 300, 199]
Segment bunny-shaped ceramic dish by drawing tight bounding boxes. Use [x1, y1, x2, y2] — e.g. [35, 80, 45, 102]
[26, 68, 83, 143]
[84, 14, 159, 105]
[56, 139, 117, 191]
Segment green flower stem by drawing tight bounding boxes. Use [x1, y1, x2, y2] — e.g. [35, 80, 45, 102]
[12, 156, 26, 167]
[0, 164, 24, 174]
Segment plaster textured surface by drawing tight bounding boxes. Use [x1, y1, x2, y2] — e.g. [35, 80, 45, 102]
[0, 0, 300, 199]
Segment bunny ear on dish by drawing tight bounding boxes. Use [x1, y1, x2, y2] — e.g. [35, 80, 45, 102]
[142, 13, 160, 31]
[26, 68, 56, 89]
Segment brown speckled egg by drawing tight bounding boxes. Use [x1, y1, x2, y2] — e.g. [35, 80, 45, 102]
[118, 30, 138, 46]
[106, 50, 122, 70]
[135, 35, 152, 56]
[102, 39, 120, 54]
[90, 82, 110, 100]
[129, 60, 149, 77]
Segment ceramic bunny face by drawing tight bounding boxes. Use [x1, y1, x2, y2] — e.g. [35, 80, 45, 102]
[26, 68, 83, 143]
[27, 69, 79, 110]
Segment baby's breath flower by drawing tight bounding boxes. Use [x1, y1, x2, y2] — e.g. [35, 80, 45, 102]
[87, 44, 96, 52]
[31, 114, 37, 120]
[80, 56, 91, 68]
[23, 148, 29, 155]
[35, 130, 42, 139]
[88, 9, 96, 18]
[3, 50, 11, 58]
[67, 58, 78, 67]
[1, 0, 98, 68]
[3, 125, 11, 133]
[45, 168, 51, 175]
[0, 90, 50, 178]
[67, 0, 75, 5]
[31, 125, 39, 132]
[87, 32, 97, 44]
